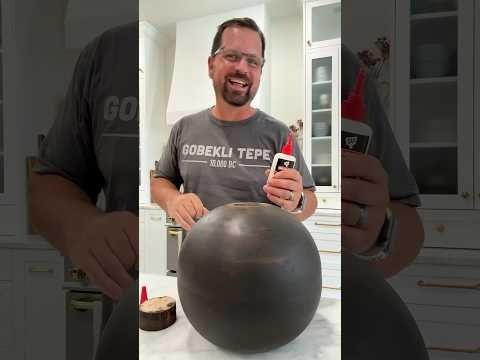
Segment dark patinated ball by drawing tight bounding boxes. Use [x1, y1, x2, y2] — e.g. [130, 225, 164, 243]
[177, 202, 322, 353]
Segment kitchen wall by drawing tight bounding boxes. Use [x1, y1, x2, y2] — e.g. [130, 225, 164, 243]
[269, 15, 303, 128]
[342, 0, 395, 122]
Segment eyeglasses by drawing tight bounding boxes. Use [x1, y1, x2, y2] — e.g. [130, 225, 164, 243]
[213, 47, 265, 70]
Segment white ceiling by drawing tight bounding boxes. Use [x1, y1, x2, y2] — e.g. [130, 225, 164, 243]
[140, 0, 302, 38]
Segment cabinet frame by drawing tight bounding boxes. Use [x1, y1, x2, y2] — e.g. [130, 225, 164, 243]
[394, 0, 475, 209]
[304, 45, 341, 194]
[304, 0, 341, 49]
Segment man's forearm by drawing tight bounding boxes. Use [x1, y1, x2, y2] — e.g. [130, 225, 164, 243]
[151, 177, 181, 213]
[370, 202, 424, 278]
[29, 173, 100, 255]
[294, 190, 317, 222]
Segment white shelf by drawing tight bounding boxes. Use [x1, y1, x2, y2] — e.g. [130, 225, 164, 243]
[410, 142, 457, 149]
[312, 80, 332, 86]
[312, 164, 331, 167]
[312, 136, 331, 141]
[411, 11, 457, 21]
[312, 108, 331, 113]
[411, 76, 457, 85]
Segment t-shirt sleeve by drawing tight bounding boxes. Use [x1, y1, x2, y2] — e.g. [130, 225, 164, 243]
[154, 121, 183, 189]
[293, 137, 316, 192]
[364, 71, 421, 207]
[34, 38, 104, 203]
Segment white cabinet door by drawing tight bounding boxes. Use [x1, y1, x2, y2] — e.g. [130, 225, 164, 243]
[395, 0, 475, 209]
[144, 210, 167, 276]
[139, 209, 147, 273]
[0, 282, 13, 356]
[305, 45, 340, 195]
[13, 250, 64, 360]
[305, 0, 341, 49]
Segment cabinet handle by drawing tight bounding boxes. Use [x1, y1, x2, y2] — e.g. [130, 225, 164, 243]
[150, 216, 162, 221]
[28, 266, 54, 274]
[417, 280, 480, 290]
[434, 224, 445, 233]
[427, 345, 480, 354]
[70, 299, 98, 311]
[314, 221, 340, 227]
[307, 40, 312, 46]
[168, 230, 181, 236]
[461, 192, 470, 199]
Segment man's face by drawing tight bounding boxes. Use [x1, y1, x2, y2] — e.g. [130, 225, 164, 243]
[208, 26, 263, 107]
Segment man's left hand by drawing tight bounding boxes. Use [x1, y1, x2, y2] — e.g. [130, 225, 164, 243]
[342, 150, 390, 254]
[263, 167, 303, 212]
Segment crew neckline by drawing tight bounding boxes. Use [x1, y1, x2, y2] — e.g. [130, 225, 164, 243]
[207, 107, 260, 127]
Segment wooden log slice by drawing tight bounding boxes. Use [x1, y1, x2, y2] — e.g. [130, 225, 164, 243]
[139, 296, 176, 331]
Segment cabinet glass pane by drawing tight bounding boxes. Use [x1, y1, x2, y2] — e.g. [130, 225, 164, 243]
[411, 0, 457, 14]
[311, 57, 333, 187]
[0, 154, 3, 194]
[311, 3, 340, 43]
[410, 147, 457, 194]
[409, 4, 458, 195]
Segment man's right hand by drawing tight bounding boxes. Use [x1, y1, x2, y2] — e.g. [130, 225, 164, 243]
[65, 211, 138, 300]
[166, 193, 209, 231]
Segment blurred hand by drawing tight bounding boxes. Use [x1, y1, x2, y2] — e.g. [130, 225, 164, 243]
[166, 193, 209, 231]
[65, 211, 138, 300]
[263, 167, 303, 212]
[341, 150, 389, 254]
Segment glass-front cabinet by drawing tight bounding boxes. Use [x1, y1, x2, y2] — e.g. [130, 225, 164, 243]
[395, 0, 475, 209]
[0, 0, 4, 197]
[304, 0, 341, 205]
[305, 46, 340, 192]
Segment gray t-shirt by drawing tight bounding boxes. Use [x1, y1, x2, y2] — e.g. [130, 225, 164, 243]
[33, 23, 139, 215]
[342, 46, 421, 206]
[155, 109, 315, 210]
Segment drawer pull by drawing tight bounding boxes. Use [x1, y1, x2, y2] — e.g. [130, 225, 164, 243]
[28, 266, 54, 274]
[315, 221, 340, 227]
[434, 224, 445, 233]
[417, 280, 480, 290]
[461, 192, 471, 199]
[427, 345, 480, 354]
[168, 230, 181, 236]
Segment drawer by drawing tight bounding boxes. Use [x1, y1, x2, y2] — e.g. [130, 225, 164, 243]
[0, 250, 12, 280]
[389, 265, 480, 308]
[316, 194, 341, 209]
[420, 211, 480, 249]
[417, 321, 480, 359]
[320, 251, 340, 289]
[0, 282, 13, 348]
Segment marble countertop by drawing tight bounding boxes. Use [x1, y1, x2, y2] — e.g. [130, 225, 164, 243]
[139, 274, 340, 360]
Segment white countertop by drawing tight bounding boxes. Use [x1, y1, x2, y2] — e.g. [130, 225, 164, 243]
[139, 274, 341, 360]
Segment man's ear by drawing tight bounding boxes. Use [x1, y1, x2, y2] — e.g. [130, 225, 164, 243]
[208, 56, 214, 79]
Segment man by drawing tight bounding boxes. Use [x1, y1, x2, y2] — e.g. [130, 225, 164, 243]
[341, 46, 424, 278]
[152, 18, 318, 226]
[29, 22, 139, 360]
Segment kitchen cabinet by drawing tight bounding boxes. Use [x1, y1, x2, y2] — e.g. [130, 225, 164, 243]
[12, 249, 64, 360]
[304, 0, 341, 203]
[139, 206, 167, 276]
[389, 248, 480, 359]
[0, 0, 14, 204]
[395, 0, 480, 249]
[303, 0, 341, 299]
[0, 248, 13, 359]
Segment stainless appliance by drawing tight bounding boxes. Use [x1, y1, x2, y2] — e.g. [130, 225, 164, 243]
[165, 216, 186, 276]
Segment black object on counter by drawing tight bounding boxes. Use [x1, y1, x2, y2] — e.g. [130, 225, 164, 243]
[177, 202, 322, 353]
[342, 251, 429, 360]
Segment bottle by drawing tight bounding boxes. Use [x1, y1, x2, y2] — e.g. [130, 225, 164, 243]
[268, 133, 297, 181]
[341, 68, 372, 154]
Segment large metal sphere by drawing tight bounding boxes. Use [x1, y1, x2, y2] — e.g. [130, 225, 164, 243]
[177, 202, 322, 353]
[342, 251, 429, 360]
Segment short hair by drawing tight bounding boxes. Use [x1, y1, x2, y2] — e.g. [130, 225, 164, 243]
[211, 17, 265, 59]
